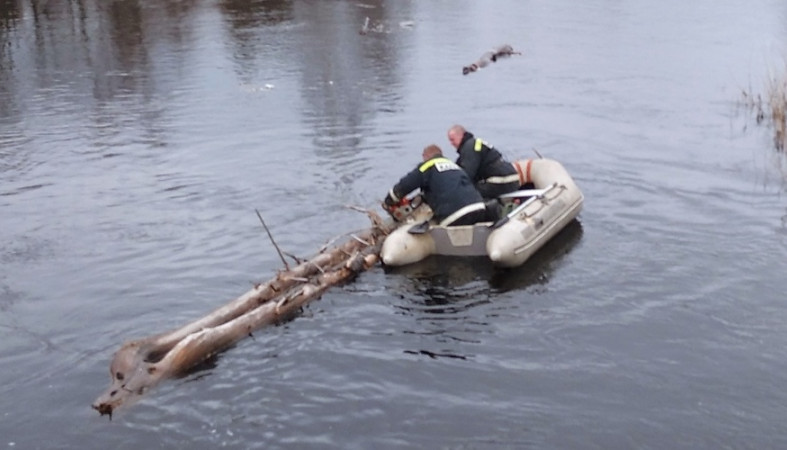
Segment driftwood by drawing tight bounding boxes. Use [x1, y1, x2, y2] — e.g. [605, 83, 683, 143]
[462, 44, 522, 75]
[92, 210, 393, 417]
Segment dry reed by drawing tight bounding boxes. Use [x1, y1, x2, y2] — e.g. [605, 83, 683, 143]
[742, 62, 787, 152]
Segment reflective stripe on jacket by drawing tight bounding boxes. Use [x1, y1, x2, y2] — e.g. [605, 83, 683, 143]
[455, 132, 518, 185]
[390, 156, 484, 222]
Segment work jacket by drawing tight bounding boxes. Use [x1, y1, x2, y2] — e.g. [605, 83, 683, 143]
[455, 132, 520, 198]
[387, 156, 485, 224]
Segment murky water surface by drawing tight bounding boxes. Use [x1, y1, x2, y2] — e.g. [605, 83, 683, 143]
[2, 1, 787, 448]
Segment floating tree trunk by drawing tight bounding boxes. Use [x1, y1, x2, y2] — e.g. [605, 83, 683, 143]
[92, 211, 392, 417]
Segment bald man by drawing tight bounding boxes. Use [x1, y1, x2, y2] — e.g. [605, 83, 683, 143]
[447, 125, 520, 199]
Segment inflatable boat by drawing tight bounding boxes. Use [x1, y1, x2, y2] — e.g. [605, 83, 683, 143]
[380, 158, 583, 268]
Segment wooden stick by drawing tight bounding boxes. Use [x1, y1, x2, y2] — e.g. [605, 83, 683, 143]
[255, 209, 290, 271]
[282, 250, 304, 265]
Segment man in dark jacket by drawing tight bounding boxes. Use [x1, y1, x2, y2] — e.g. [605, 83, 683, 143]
[384, 144, 487, 226]
[447, 124, 520, 199]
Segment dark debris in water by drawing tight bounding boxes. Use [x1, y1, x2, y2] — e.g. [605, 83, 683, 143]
[462, 44, 522, 75]
[404, 349, 469, 360]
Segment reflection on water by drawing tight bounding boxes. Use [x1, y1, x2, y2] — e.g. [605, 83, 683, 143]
[490, 219, 584, 292]
[387, 219, 584, 297]
[385, 220, 583, 360]
[0, 0, 408, 165]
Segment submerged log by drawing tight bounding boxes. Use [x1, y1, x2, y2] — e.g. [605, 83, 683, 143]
[92, 211, 393, 417]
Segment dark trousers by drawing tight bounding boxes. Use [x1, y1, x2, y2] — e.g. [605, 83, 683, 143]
[476, 180, 521, 200]
[448, 209, 488, 226]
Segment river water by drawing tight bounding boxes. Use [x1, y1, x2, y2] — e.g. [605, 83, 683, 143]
[2, 0, 787, 448]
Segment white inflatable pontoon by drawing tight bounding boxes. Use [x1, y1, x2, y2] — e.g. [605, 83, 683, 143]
[380, 158, 583, 268]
